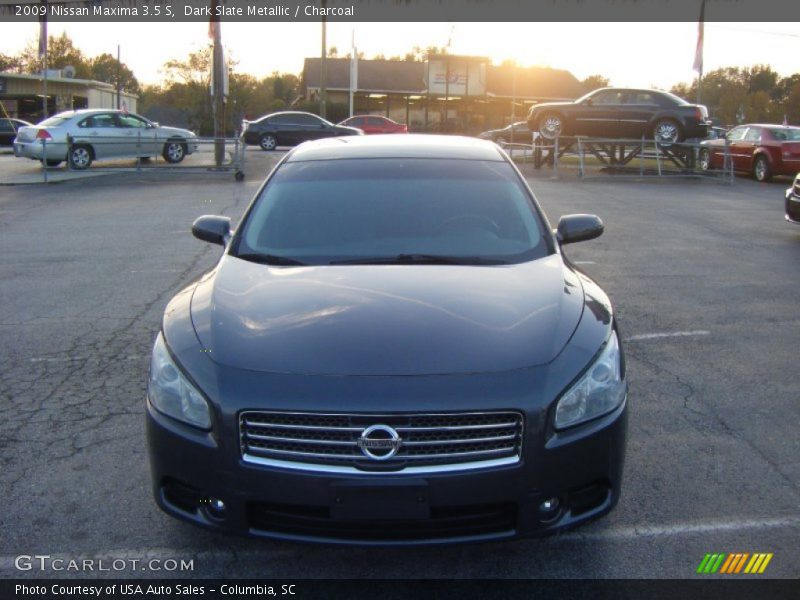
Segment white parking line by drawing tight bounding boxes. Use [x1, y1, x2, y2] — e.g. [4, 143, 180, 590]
[30, 355, 146, 363]
[625, 330, 710, 342]
[561, 516, 800, 541]
[30, 357, 87, 363]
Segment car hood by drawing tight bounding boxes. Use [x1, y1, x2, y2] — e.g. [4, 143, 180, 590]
[333, 125, 363, 136]
[189, 254, 585, 376]
[529, 101, 573, 114]
[158, 125, 196, 138]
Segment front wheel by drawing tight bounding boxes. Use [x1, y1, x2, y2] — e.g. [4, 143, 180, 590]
[69, 145, 93, 170]
[538, 113, 563, 140]
[699, 148, 712, 171]
[653, 119, 682, 144]
[259, 134, 277, 151]
[162, 140, 186, 164]
[753, 155, 771, 182]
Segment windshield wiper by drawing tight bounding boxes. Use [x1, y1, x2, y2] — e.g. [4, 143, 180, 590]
[235, 253, 308, 266]
[329, 254, 506, 265]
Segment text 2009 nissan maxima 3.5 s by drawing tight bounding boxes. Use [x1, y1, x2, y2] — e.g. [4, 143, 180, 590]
[147, 134, 627, 544]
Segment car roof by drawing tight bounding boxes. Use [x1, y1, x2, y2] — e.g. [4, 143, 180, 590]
[47, 109, 130, 119]
[741, 123, 800, 129]
[264, 111, 319, 118]
[285, 134, 506, 162]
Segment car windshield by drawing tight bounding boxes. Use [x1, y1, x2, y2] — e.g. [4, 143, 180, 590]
[234, 158, 551, 266]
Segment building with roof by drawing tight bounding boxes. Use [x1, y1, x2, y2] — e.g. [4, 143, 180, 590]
[302, 55, 584, 133]
[0, 71, 138, 123]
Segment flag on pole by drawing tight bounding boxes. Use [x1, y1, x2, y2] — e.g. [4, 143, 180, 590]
[349, 29, 358, 117]
[693, 0, 705, 75]
[38, 1, 48, 58]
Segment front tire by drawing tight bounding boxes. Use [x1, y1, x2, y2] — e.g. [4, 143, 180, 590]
[699, 148, 712, 171]
[753, 155, 771, 182]
[162, 140, 186, 164]
[653, 119, 682, 144]
[538, 113, 563, 140]
[259, 134, 277, 151]
[69, 145, 93, 170]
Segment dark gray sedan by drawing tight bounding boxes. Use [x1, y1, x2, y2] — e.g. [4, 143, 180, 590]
[147, 134, 627, 544]
[241, 111, 362, 151]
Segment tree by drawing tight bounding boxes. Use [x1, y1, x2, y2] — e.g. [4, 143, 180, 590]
[17, 32, 91, 78]
[581, 75, 609, 93]
[88, 53, 140, 94]
[162, 47, 212, 87]
[0, 53, 24, 73]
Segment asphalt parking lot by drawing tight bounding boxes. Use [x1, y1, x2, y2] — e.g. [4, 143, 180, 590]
[0, 151, 798, 580]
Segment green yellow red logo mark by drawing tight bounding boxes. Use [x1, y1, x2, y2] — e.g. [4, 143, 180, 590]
[696, 553, 773, 574]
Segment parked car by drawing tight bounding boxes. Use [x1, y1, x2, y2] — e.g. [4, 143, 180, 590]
[477, 121, 531, 146]
[147, 134, 628, 543]
[12, 109, 197, 169]
[707, 126, 728, 140]
[241, 111, 362, 150]
[699, 124, 800, 182]
[786, 173, 800, 224]
[527, 87, 710, 143]
[0, 118, 32, 146]
[338, 115, 408, 134]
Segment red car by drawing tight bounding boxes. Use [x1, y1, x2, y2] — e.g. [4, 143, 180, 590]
[338, 115, 408, 134]
[699, 124, 800, 182]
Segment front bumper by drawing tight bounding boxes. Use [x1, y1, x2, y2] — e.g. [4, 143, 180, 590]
[786, 187, 800, 224]
[147, 396, 627, 545]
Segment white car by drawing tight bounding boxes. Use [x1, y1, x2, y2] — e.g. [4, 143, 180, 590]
[13, 109, 198, 169]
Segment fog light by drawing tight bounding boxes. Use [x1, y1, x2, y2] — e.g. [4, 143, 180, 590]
[539, 497, 561, 521]
[205, 497, 226, 519]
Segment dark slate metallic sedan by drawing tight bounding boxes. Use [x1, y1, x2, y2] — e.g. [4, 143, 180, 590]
[786, 173, 800, 224]
[241, 111, 362, 151]
[527, 87, 710, 143]
[147, 135, 628, 544]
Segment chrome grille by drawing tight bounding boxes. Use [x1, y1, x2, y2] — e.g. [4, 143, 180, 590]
[240, 411, 523, 474]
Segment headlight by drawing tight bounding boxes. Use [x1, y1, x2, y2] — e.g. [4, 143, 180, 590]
[148, 333, 211, 430]
[554, 330, 625, 430]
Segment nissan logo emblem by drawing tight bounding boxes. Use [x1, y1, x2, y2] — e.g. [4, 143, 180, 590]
[357, 424, 402, 460]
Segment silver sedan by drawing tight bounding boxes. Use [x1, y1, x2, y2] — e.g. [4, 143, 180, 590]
[13, 109, 198, 169]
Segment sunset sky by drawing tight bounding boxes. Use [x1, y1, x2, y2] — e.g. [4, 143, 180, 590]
[2, 21, 799, 90]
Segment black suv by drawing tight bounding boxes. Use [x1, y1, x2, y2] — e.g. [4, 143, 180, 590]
[241, 111, 362, 151]
[527, 88, 710, 143]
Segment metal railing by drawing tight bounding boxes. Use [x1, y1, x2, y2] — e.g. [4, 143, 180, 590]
[35, 132, 246, 182]
[511, 134, 735, 183]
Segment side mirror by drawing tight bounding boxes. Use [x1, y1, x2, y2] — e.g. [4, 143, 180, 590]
[555, 214, 604, 245]
[192, 215, 231, 246]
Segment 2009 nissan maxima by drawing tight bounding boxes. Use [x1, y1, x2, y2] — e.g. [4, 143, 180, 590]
[147, 134, 628, 544]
